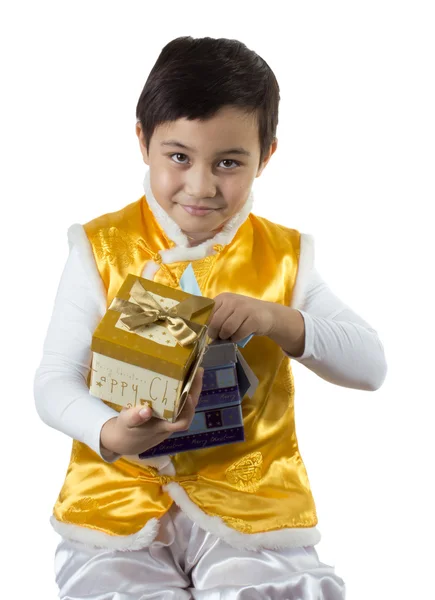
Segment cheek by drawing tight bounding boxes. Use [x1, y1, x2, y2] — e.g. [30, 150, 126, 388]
[222, 178, 252, 213]
[150, 165, 181, 201]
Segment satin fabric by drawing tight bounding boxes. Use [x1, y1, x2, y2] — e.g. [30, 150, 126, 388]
[55, 507, 345, 599]
[54, 195, 318, 541]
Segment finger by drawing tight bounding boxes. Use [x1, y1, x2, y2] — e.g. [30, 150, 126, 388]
[216, 311, 246, 340]
[208, 304, 234, 340]
[208, 295, 224, 323]
[153, 387, 197, 435]
[145, 369, 204, 436]
[207, 303, 227, 339]
[227, 316, 253, 343]
[165, 395, 196, 433]
[122, 404, 153, 429]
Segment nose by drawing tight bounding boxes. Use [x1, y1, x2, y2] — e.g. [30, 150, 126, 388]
[184, 166, 217, 199]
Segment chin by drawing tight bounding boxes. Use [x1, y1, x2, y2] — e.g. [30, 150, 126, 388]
[175, 211, 225, 231]
[181, 221, 223, 236]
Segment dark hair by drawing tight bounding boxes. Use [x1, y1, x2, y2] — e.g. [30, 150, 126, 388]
[136, 36, 280, 164]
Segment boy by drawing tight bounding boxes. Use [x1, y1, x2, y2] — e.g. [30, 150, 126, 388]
[35, 36, 386, 599]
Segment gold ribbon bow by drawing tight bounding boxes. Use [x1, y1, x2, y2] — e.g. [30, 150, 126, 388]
[110, 280, 203, 347]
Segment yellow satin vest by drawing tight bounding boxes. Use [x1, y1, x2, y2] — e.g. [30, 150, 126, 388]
[53, 196, 318, 538]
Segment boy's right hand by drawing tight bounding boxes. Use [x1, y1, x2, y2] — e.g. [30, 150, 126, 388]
[100, 368, 204, 457]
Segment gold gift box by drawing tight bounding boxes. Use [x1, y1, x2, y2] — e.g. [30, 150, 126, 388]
[89, 274, 214, 422]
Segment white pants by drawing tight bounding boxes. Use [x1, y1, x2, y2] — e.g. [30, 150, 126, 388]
[55, 506, 345, 599]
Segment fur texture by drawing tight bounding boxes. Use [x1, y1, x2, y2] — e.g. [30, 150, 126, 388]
[164, 482, 321, 551]
[50, 516, 160, 551]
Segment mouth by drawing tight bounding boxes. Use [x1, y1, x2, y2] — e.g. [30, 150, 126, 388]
[179, 205, 220, 216]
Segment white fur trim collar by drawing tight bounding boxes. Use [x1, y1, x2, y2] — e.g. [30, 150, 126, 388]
[164, 482, 321, 551]
[143, 170, 253, 264]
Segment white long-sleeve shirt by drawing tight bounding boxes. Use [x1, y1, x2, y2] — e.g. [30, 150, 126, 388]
[34, 243, 387, 461]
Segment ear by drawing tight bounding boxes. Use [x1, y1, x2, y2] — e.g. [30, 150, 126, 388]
[136, 122, 150, 166]
[256, 139, 278, 177]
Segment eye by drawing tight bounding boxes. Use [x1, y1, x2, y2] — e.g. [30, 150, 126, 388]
[170, 153, 189, 164]
[219, 159, 240, 169]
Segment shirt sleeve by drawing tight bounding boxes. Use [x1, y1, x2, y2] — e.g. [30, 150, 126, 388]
[289, 268, 387, 391]
[34, 243, 120, 461]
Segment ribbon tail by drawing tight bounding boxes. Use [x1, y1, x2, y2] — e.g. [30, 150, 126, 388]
[166, 317, 198, 347]
[121, 311, 159, 330]
[110, 297, 144, 317]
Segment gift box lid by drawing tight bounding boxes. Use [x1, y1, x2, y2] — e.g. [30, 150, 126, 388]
[92, 274, 214, 380]
[201, 339, 238, 368]
[201, 340, 258, 400]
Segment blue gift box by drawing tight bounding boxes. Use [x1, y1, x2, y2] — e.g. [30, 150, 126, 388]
[138, 404, 245, 456]
[138, 341, 257, 457]
[196, 364, 239, 409]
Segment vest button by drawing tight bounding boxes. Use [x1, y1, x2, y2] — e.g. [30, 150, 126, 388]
[213, 244, 224, 253]
[153, 253, 163, 264]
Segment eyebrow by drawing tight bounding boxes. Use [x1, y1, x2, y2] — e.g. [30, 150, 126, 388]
[161, 140, 251, 157]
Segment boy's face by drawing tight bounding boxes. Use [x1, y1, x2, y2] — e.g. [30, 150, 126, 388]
[136, 106, 276, 242]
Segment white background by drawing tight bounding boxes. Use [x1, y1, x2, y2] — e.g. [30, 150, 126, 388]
[1, 1, 434, 598]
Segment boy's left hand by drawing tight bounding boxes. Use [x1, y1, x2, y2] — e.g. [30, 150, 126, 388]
[207, 293, 276, 343]
[207, 293, 306, 357]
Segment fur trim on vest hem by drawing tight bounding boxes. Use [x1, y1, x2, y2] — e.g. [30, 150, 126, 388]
[164, 482, 321, 551]
[50, 516, 160, 551]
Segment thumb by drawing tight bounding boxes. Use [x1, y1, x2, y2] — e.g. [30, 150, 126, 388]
[121, 404, 153, 428]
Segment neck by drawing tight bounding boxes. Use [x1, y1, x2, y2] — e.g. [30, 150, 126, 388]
[185, 228, 222, 247]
